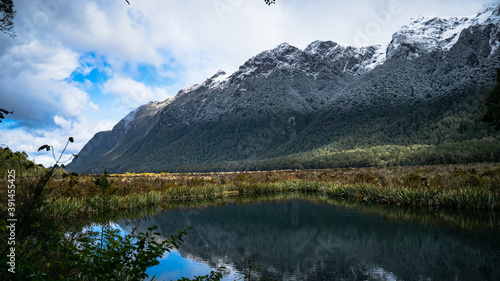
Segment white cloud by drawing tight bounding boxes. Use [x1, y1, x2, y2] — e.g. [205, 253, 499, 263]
[102, 75, 170, 112]
[0, 39, 97, 125]
[10, 1, 493, 87]
[0, 116, 115, 167]
[53, 115, 72, 132]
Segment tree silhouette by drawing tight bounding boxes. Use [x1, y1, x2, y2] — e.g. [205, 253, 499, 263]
[482, 69, 500, 130]
[0, 107, 12, 122]
[0, 0, 15, 37]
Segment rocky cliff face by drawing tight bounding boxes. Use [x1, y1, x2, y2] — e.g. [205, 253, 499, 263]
[68, 4, 500, 173]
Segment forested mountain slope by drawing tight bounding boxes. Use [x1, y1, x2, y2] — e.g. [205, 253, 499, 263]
[68, 4, 500, 173]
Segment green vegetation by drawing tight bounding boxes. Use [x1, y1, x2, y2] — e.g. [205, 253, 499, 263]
[16, 163, 499, 219]
[59, 224, 192, 280]
[0, 143, 223, 280]
[483, 69, 500, 130]
[0, 147, 46, 176]
[249, 139, 500, 170]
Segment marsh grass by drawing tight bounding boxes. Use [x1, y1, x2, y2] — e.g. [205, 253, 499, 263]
[4, 163, 499, 221]
[30, 183, 500, 235]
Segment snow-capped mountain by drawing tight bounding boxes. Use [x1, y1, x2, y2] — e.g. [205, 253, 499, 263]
[68, 4, 500, 173]
[303, 41, 387, 74]
[387, 3, 500, 59]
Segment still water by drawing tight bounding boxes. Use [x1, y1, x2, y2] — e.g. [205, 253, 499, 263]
[118, 197, 500, 280]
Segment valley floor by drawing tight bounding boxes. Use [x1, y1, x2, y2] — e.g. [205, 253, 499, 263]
[27, 162, 500, 216]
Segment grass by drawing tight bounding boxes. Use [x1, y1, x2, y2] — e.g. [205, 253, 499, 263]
[2, 163, 500, 221]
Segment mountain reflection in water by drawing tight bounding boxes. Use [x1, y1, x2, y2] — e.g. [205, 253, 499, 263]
[119, 198, 500, 280]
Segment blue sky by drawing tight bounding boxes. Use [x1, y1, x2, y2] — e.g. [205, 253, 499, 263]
[0, 0, 496, 167]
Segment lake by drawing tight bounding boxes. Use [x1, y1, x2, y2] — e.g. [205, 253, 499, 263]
[118, 196, 500, 280]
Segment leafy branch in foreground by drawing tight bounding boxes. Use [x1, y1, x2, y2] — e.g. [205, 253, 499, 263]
[15, 137, 75, 237]
[60, 225, 193, 281]
[0, 107, 13, 121]
[0, 0, 15, 37]
[1, 141, 224, 280]
[71, 171, 224, 280]
[1, 137, 77, 278]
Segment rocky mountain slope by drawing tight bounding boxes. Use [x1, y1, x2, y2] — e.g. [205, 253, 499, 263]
[68, 4, 500, 173]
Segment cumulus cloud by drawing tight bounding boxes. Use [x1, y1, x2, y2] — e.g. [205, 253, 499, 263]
[0, 39, 95, 127]
[8, 1, 493, 87]
[102, 75, 170, 113]
[0, 115, 115, 167]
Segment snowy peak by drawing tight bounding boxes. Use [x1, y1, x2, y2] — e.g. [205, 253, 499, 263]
[273, 42, 301, 56]
[176, 70, 229, 98]
[174, 4, 500, 100]
[304, 40, 387, 74]
[234, 42, 303, 79]
[387, 3, 500, 59]
[231, 4, 500, 80]
[206, 70, 229, 89]
[233, 40, 387, 80]
[476, 3, 500, 24]
[303, 40, 339, 55]
[478, 3, 500, 54]
[117, 100, 169, 131]
[245, 42, 302, 66]
[387, 16, 473, 59]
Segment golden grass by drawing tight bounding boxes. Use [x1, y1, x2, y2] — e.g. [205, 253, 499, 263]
[2, 163, 499, 220]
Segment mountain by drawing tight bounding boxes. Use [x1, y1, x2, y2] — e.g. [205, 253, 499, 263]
[68, 4, 500, 174]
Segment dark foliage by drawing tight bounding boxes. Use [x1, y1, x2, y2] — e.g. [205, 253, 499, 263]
[0, 107, 12, 122]
[0, 144, 223, 280]
[0, 0, 15, 37]
[483, 69, 500, 130]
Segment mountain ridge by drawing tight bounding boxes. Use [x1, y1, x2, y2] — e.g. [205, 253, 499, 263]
[68, 4, 500, 173]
